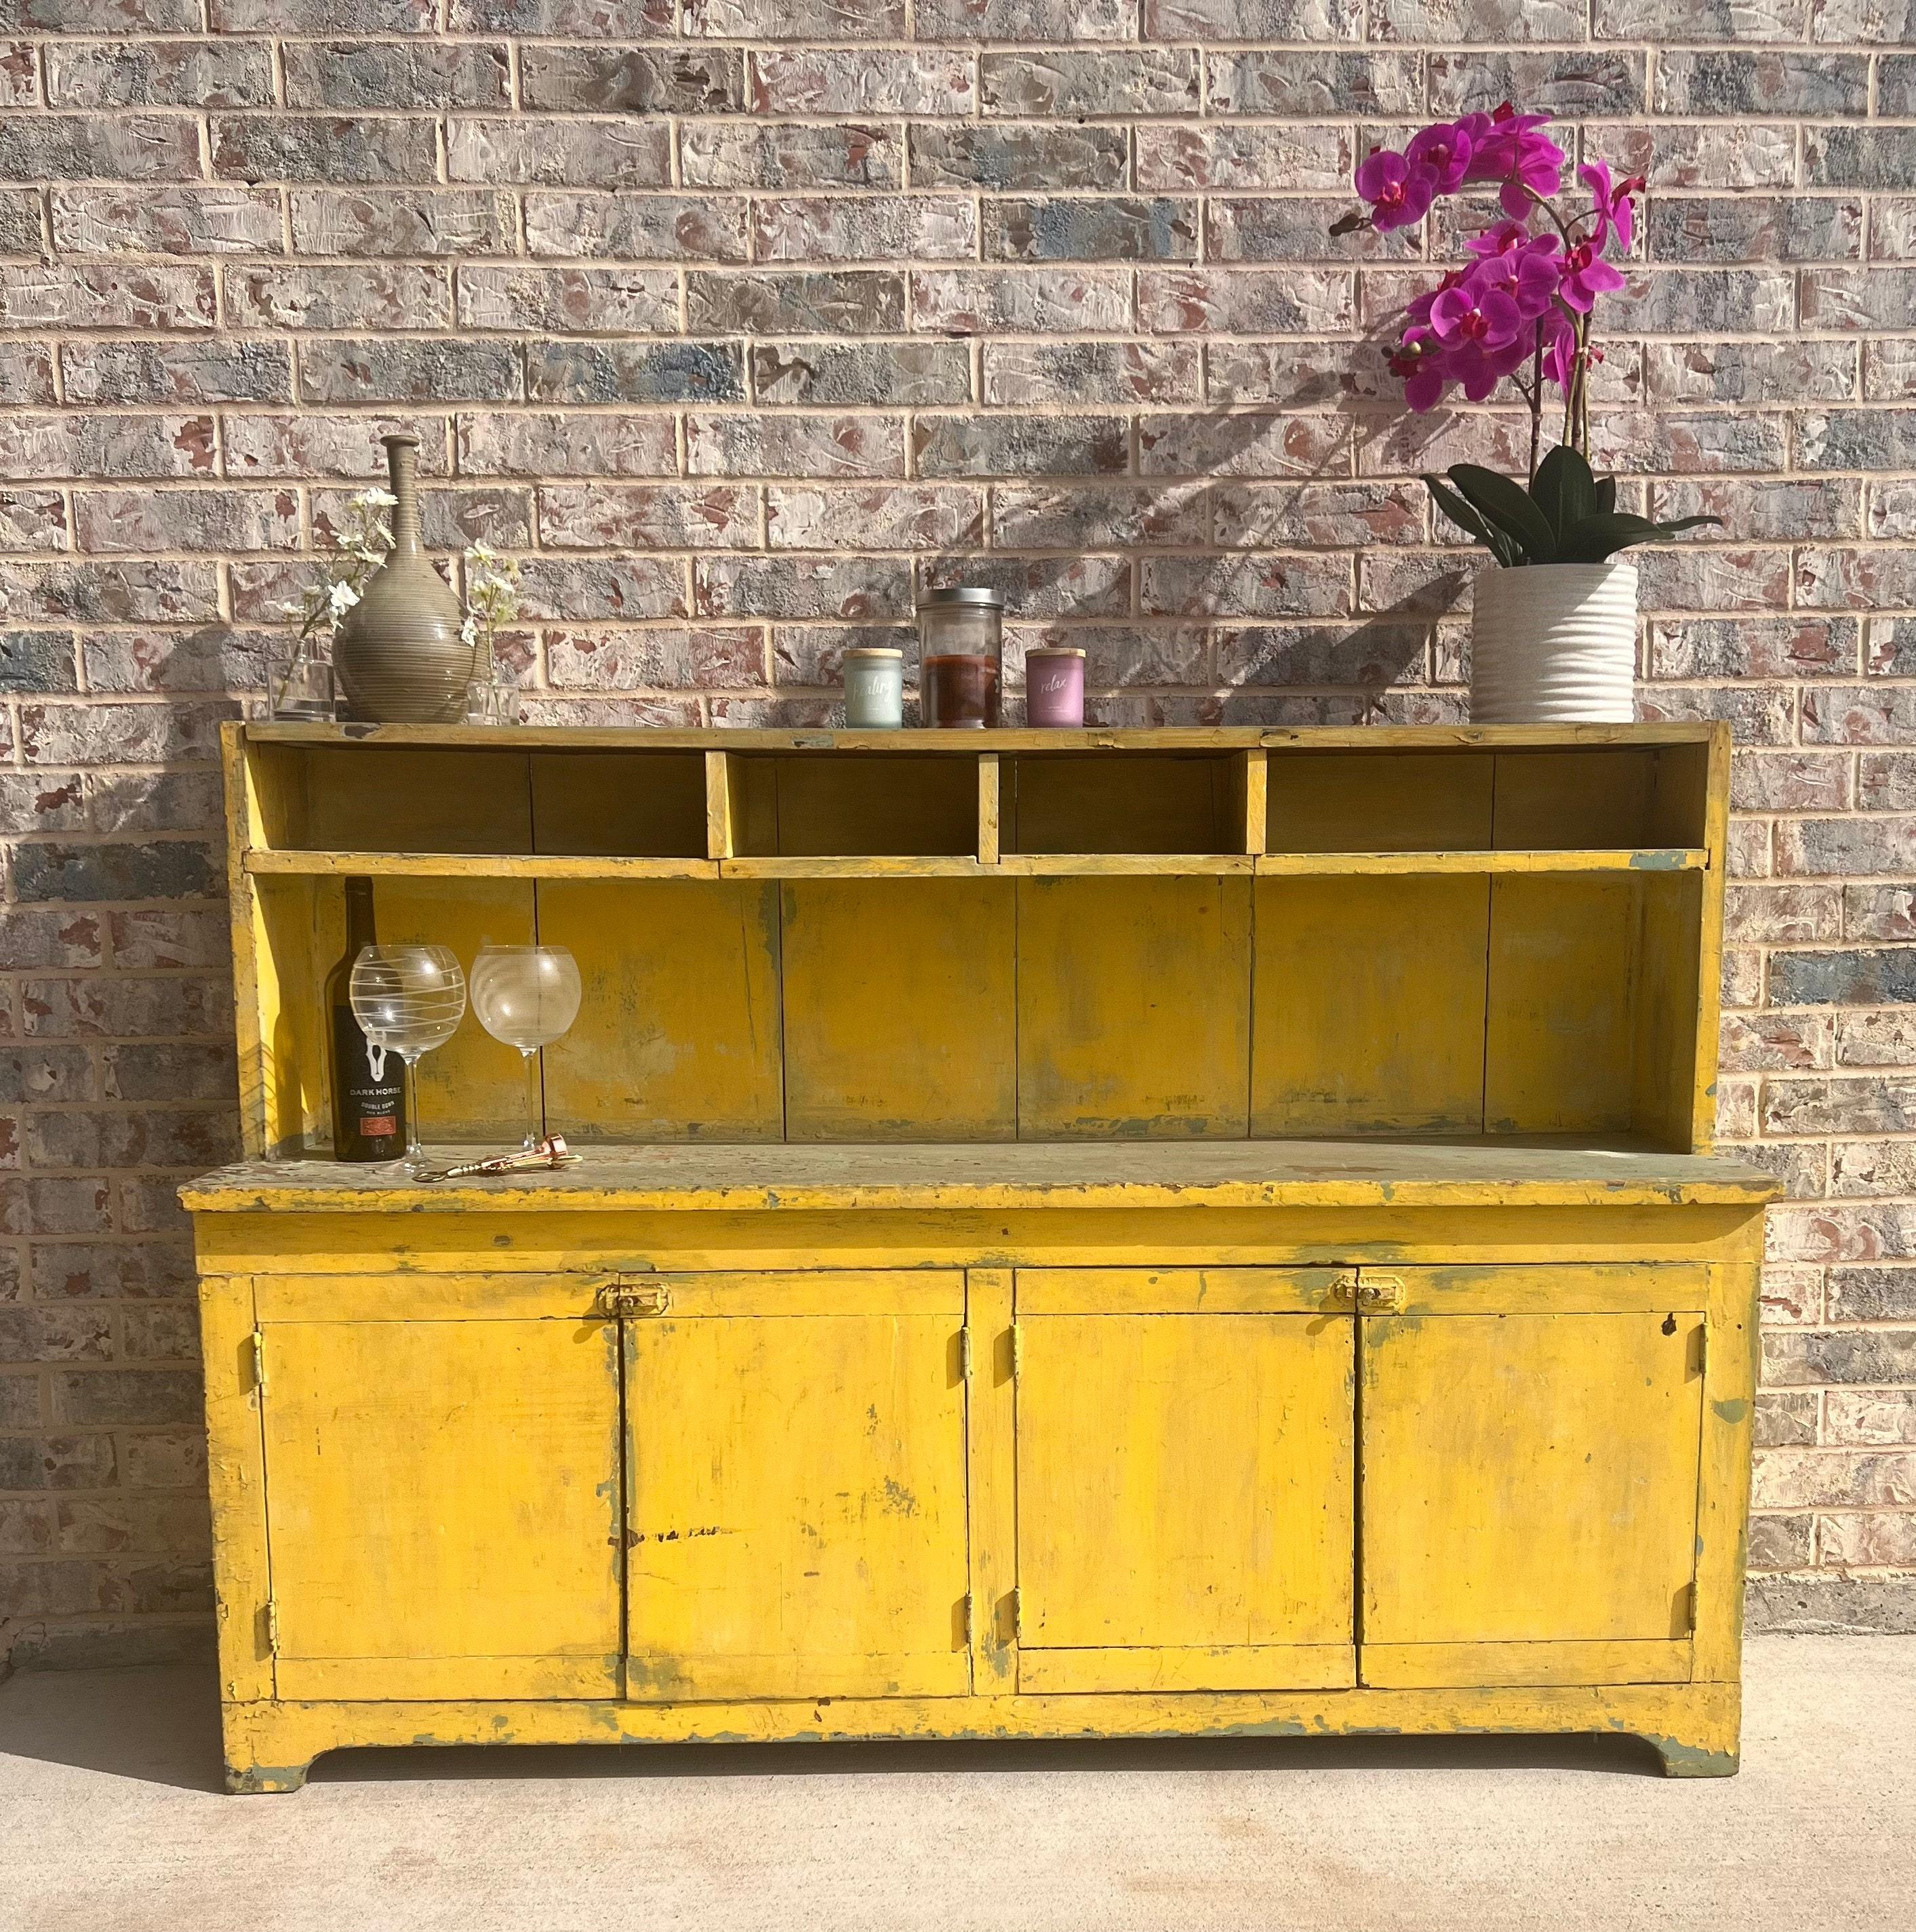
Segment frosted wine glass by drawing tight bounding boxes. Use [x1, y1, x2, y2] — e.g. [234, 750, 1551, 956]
[348, 944, 466, 1178]
[470, 944, 582, 1150]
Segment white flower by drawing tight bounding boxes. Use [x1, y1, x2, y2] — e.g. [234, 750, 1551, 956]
[327, 580, 360, 615]
[276, 599, 306, 618]
[351, 488, 398, 510]
[460, 615, 479, 648]
[466, 542, 498, 563]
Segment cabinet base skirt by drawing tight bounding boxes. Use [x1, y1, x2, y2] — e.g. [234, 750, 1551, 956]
[222, 1679, 1740, 1794]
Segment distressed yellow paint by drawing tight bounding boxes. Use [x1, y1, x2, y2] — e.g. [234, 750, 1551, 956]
[966, 1269, 1017, 1686]
[1254, 849, 1704, 876]
[625, 1306, 969, 1702]
[537, 879, 784, 1143]
[1014, 1266, 1350, 1316]
[1016, 875, 1252, 1138]
[1265, 749, 1494, 854]
[1361, 1306, 1707, 1660]
[1484, 875, 1639, 1135]
[258, 1310, 622, 1701]
[1360, 1640, 1693, 1690]
[220, 1676, 1747, 1792]
[1018, 1645, 1354, 1694]
[199, 1273, 273, 1705]
[779, 879, 1016, 1140]
[1015, 1308, 1354, 1664]
[530, 748, 708, 860]
[1253, 876, 1489, 1137]
[1004, 751, 1241, 856]
[248, 850, 717, 881]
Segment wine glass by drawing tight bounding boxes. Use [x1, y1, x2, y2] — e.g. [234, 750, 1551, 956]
[470, 944, 582, 1151]
[348, 945, 467, 1178]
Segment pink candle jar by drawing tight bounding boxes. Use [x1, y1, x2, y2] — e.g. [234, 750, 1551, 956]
[1025, 646, 1085, 727]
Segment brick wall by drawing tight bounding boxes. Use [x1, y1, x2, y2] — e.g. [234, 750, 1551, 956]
[0, 2, 1913, 1666]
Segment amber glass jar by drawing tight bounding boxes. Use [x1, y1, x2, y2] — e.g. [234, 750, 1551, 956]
[918, 587, 1003, 728]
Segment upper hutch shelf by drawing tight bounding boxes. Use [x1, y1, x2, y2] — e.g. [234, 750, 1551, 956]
[224, 722, 1729, 1165]
[237, 721, 1718, 879]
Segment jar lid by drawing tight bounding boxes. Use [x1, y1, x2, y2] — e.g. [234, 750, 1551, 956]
[843, 647, 903, 660]
[1026, 645, 1086, 659]
[920, 586, 1004, 609]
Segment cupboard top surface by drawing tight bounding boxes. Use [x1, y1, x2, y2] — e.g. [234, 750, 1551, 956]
[181, 1138, 1779, 1215]
[245, 721, 1719, 754]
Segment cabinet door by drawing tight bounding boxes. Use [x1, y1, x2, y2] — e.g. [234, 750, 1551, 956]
[1359, 1266, 1708, 1688]
[624, 1272, 970, 1702]
[256, 1277, 623, 1701]
[1013, 1268, 1356, 1693]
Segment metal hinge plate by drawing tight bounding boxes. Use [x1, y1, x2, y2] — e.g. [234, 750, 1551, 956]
[962, 1591, 974, 1645]
[1355, 1272, 1406, 1314]
[264, 1599, 279, 1654]
[1011, 1323, 1023, 1378]
[959, 1327, 973, 1381]
[1012, 1586, 1022, 1641]
[250, 1330, 266, 1393]
[1683, 1582, 1698, 1634]
[596, 1279, 671, 1319]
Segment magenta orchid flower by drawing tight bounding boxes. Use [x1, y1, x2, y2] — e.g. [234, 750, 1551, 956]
[1405, 121, 1474, 195]
[1402, 267, 1464, 329]
[1467, 104, 1566, 217]
[1430, 277, 1522, 352]
[1464, 218, 1534, 262]
[1579, 160, 1642, 254]
[1389, 327, 1448, 413]
[1336, 100, 1629, 458]
[1429, 277, 1528, 402]
[1557, 237, 1626, 313]
[1471, 237, 1562, 321]
[1354, 146, 1438, 233]
[1540, 307, 1578, 390]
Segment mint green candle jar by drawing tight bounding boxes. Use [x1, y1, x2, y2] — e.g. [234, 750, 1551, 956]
[843, 647, 904, 729]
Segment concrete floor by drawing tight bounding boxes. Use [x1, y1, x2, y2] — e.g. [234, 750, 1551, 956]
[1, 1638, 1911, 1932]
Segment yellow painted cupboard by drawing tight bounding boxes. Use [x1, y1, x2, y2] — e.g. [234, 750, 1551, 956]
[186, 723, 1775, 1790]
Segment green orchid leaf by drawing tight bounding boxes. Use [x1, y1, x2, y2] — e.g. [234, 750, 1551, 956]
[1557, 511, 1726, 563]
[1447, 464, 1558, 565]
[1555, 512, 1662, 563]
[1423, 473, 1517, 567]
[1595, 475, 1617, 515]
[1530, 445, 1597, 541]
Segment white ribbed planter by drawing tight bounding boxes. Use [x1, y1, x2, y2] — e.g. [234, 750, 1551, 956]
[1469, 559, 1639, 724]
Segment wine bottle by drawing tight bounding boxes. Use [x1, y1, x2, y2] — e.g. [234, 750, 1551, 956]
[325, 877, 405, 1161]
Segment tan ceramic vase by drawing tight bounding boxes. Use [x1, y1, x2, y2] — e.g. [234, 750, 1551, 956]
[334, 432, 474, 724]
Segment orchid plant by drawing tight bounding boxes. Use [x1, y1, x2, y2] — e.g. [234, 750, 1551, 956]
[1341, 104, 1718, 566]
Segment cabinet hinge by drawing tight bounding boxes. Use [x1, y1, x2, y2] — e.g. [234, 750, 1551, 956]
[962, 1591, 974, 1644]
[959, 1327, 973, 1381]
[263, 1598, 279, 1654]
[1696, 1323, 1708, 1378]
[596, 1279, 670, 1319]
[1011, 1586, 1022, 1641]
[250, 1329, 266, 1394]
[1682, 1582, 1698, 1634]
[1011, 1323, 1023, 1379]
